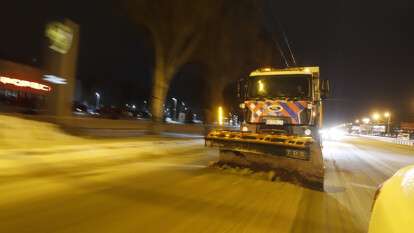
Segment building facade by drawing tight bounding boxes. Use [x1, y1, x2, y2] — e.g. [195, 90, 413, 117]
[0, 59, 51, 112]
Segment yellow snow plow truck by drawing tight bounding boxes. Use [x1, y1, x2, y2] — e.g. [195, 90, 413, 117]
[206, 67, 330, 189]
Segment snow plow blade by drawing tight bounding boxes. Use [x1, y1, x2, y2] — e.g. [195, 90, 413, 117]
[205, 130, 324, 190]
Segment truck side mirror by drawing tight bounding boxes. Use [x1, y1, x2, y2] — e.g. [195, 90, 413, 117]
[320, 79, 330, 99]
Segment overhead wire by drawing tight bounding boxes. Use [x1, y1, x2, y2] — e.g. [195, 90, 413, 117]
[261, 0, 298, 67]
[273, 36, 290, 68]
[255, 0, 290, 67]
[278, 21, 297, 66]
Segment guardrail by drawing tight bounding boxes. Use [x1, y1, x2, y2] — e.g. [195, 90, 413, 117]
[4, 113, 236, 137]
[360, 135, 413, 147]
[394, 138, 414, 146]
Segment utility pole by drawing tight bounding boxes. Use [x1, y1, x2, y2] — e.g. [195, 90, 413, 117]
[384, 112, 391, 135]
[95, 92, 100, 110]
[172, 98, 177, 120]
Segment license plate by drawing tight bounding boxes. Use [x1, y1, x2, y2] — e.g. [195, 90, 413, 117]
[266, 119, 284, 125]
[286, 149, 308, 160]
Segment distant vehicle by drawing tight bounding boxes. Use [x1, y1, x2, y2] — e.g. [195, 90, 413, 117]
[369, 165, 414, 233]
[136, 110, 152, 119]
[72, 101, 88, 115]
[97, 106, 122, 119]
[397, 133, 411, 140]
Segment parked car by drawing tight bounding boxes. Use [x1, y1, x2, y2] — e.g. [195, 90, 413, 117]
[72, 101, 88, 115]
[369, 165, 414, 233]
[97, 106, 122, 119]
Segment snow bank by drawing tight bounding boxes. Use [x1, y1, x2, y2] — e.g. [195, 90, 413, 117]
[0, 115, 88, 149]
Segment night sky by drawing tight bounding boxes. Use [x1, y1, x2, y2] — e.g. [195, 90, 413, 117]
[1, 0, 413, 125]
[267, 0, 414, 125]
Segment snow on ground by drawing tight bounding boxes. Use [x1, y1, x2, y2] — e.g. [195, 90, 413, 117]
[0, 115, 91, 150]
[2, 115, 414, 233]
[0, 114, 200, 151]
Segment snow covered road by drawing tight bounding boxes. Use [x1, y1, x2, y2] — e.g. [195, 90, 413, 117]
[1, 115, 413, 233]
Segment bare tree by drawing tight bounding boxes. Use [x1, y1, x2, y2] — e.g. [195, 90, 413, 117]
[125, 0, 222, 121]
[201, 0, 280, 122]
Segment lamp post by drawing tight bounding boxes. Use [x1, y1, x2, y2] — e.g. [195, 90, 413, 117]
[384, 112, 391, 135]
[371, 113, 382, 135]
[218, 106, 223, 125]
[171, 98, 177, 120]
[181, 101, 186, 118]
[95, 92, 100, 110]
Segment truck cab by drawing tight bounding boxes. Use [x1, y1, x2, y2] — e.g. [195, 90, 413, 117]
[240, 67, 329, 139]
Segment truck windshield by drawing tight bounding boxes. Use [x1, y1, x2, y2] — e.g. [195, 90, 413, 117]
[248, 75, 311, 99]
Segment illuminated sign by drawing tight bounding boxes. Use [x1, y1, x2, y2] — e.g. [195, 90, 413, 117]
[0, 76, 51, 92]
[43, 75, 67, 84]
[45, 22, 73, 54]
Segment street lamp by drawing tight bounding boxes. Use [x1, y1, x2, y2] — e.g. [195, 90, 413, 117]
[218, 106, 224, 125]
[362, 118, 370, 124]
[95, 92, 100, 110]
[355, 119, 360, 124]
[171, 98, 177, 120]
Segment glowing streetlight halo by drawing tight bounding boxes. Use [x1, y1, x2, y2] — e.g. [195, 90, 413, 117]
[362, 118, 370, 124]
[372, 112, 380, 121]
